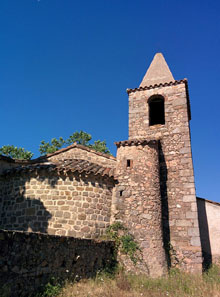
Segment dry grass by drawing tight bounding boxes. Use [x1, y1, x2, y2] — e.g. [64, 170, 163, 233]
[57, 266, 220, 297]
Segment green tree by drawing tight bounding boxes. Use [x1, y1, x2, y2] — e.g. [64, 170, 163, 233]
[39, 131, 111, 155]
[66, 131, 92, 146]
[39, 137, 65, 155]
[89, 140, 110, 154]
[0, 145, 33, 160]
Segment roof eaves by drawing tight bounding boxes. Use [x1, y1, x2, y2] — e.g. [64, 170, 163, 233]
[115, 138, 159, 148]
[126, 79, 188, 94]
[1, 159, 116, 180]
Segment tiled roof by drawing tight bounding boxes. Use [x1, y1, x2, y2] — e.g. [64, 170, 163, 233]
[127, 79, 188, 94]
[1, 159, 115, 179]
[115, 139, 158, 148]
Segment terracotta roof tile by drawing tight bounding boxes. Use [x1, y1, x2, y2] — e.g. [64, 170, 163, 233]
[127, 79, 188, 94]
[1, 159, 116, 179]
[115, 139, 158, 148]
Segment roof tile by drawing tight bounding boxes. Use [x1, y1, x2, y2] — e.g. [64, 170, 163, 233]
[1, 159, 116, 179]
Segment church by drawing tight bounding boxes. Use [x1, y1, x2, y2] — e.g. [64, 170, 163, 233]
[0, 53, 219, 277]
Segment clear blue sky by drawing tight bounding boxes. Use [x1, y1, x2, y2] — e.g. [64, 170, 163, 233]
[0, 0, 219, 202]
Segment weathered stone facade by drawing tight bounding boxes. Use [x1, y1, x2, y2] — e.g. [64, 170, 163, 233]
[0, 162, 114, 238]
[114, 139, 167, 276]
[0, 52, 218, 279]
[127, 79, 202, 273]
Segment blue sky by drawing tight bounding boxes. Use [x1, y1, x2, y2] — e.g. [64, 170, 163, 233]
[0, 0, 219, 202]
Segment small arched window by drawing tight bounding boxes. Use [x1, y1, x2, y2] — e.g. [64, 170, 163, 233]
[148, 96, 165, 126]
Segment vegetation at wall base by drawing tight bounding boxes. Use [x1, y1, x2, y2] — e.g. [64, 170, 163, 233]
[35, 277, 63, 297]
[43, 265, 220, 297]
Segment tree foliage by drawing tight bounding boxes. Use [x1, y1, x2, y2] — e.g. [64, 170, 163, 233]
[66, 131, 92, 146]
[0, 145, 33, 160]
[0, 131, 111, 160]
[39, 131, 111, 155]
[39, 137, 65, 155]
[90, 140, 110, 154]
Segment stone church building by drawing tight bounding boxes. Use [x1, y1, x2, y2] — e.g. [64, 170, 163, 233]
[0, 53, 219, 277]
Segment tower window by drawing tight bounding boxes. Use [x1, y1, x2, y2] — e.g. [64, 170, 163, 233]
[127, 159, 132, 168]
[148, 96, 165, 126]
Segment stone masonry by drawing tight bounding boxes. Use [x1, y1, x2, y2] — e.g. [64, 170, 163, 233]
[0, 229, 115, 297]
[0, 161, 115, 239]
[114, 139, 167, 277]
[126, 53, 202, 272]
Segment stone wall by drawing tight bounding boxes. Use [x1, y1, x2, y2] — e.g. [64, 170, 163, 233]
[113, 140, 167, 277]
[0, 229, 115, 297]
[0, 170, 114, 239]
[47, 144, 116, 168]
[128, 81, 202, 272]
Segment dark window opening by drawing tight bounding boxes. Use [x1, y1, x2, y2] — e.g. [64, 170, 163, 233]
[120, 190, 123, 197]
[127, 160, 131, 167]
[149, 97, 165, 126]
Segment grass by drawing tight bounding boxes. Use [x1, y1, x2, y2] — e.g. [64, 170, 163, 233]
[53, 265, 220, 297]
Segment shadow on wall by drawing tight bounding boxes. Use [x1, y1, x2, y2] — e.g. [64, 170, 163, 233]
[196, 198, 212, 270]
[0, 171, 58, 233]
[158, 141, 171, 269]
[7, 197, 52, 233]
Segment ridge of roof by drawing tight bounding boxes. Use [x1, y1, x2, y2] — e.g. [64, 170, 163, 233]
[127, 78, 188, 94]
[1, 159, 116, 179]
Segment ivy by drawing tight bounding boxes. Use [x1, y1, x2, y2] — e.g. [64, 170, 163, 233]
[105, 222, 141, 265]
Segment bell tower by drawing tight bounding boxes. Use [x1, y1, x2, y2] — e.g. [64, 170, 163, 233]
[114, 53, 202, 275]
[127, 53, 202, 272]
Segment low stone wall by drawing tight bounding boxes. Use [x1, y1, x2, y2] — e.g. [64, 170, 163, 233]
[0, 229, 115, 297]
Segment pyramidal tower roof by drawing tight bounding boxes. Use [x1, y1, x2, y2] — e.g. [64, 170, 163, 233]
[140, 53, 175, 87]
